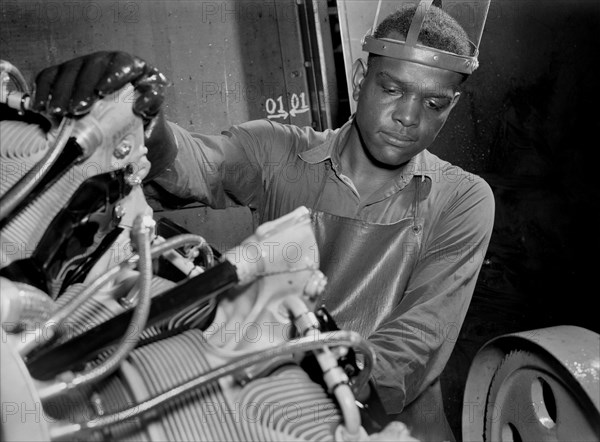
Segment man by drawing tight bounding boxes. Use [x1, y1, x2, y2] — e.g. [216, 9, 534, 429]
[31, 3, 493, 440]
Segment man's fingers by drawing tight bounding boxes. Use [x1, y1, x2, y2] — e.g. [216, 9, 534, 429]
[69, 51, 114, 115]
[46, 57, 85, 116]
[95, 52, 147, 95]
[32, 51, 168, 119]
[133, 82, 165, 119]
[132, 67, 169, 119]
[32, 65, 59, 113]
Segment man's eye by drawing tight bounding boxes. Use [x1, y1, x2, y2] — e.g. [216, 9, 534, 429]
[383, 87, 402, 95]
[425, 99, 446, 111]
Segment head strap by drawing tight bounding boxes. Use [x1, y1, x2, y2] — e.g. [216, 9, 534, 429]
[406, 0, 433, 46]
[362, 0, 482, 75]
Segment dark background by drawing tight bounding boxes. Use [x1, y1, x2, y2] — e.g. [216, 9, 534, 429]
[429, 1, 600, 436]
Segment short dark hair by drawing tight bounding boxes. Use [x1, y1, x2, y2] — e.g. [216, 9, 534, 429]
[369, 5, 472, 64]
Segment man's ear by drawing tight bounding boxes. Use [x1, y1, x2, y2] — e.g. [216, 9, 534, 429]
[448, 92, 461, 112]
[351, 58, 368, 101]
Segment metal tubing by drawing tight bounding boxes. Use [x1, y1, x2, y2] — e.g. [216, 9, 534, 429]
[36, 216, 154, 401]
[0, 118, 75, 224]
[48, 330, 375, 441]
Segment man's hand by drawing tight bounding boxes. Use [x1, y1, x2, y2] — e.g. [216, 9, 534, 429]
[367, 422, 420, 441]
[32, 51, 176, 180]
[32, 51, 167, 121]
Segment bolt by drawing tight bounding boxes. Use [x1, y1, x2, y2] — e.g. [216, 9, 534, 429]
[126, 174, 142, 186]
[113, 204, 125, 220]
[114, 141, 132, 159]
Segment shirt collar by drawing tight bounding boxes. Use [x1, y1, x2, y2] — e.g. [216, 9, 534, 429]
[298, 118, 436, 183]
[298, 119, 350, 166]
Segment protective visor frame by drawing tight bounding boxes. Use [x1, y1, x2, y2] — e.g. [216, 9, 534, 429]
[361, 0, 490, 75]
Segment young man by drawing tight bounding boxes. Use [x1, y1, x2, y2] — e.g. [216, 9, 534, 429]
[32, 4, 493, 440]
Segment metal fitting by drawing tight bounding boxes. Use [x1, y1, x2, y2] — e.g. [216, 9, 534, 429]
[113, 140, 132, 159]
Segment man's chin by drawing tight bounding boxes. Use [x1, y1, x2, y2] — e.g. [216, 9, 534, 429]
[362, 138, 416, 169]
[371, 154, 412, 170]
[374, 147, 416, 168]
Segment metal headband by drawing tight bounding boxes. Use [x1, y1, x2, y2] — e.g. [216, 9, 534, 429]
[362, 0, 480, 75]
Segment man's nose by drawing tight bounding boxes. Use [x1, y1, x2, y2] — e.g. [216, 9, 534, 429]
[392, 95, 420, 127]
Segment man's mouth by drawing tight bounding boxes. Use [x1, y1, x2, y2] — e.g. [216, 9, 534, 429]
[380, 131, 416, 147]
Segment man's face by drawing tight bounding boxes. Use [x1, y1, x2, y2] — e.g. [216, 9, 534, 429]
[352, 56, 463, 167]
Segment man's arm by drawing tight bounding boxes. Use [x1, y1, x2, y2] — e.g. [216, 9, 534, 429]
[28, 51, 319, 213]
[150, 118, 318, 210]
[367, 176, 495, 414]
[151, 121, 264, 209]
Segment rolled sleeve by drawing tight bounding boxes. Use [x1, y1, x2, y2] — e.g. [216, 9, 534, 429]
[152, 121, 265, 209]
[151, 119, 325, 212]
